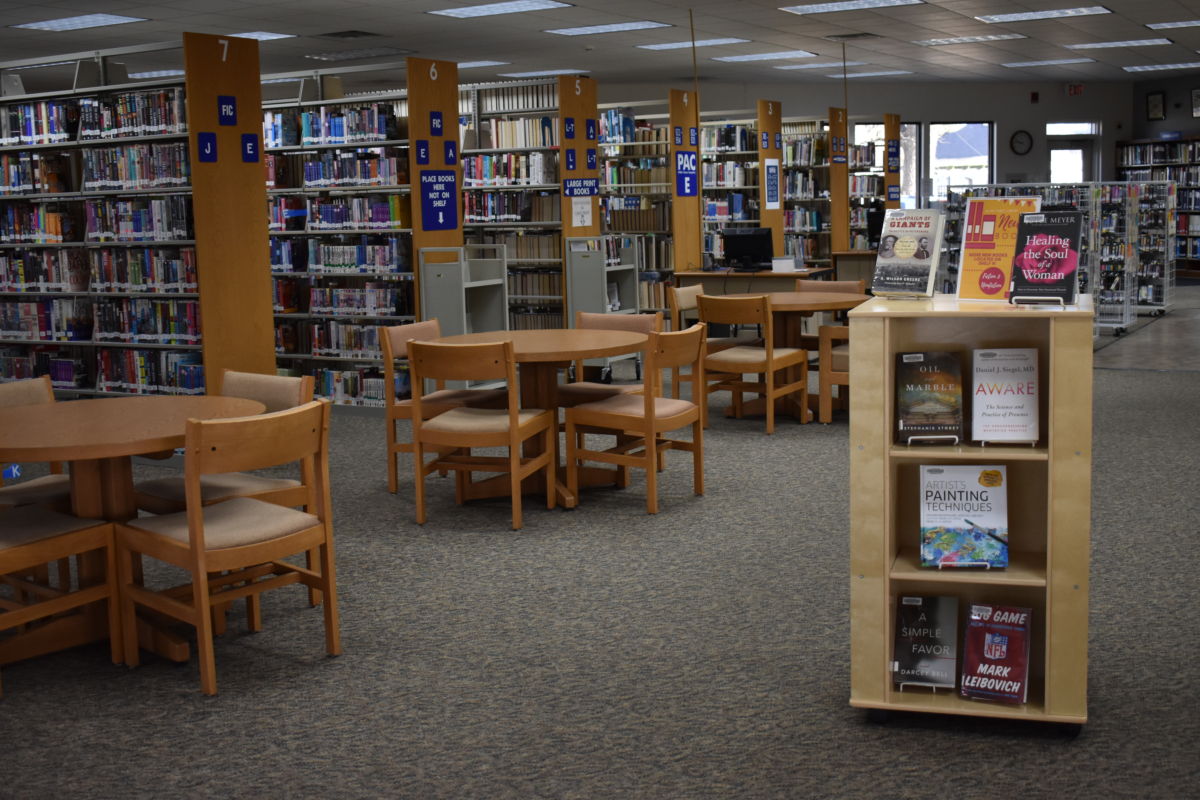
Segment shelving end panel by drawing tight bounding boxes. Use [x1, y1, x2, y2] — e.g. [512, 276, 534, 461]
[756, 99, 785, 257]
[670, 89, 702, 273]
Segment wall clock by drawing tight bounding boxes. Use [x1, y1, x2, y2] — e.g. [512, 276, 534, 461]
[1010, 130, 1033, 156]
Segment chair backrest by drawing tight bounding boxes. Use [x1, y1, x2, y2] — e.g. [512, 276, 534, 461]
[220, 369, 313, 412]
[643, 324, 706, 404]
[575, 310, 662, 334]
[407, 339, 520, 419]
[668, 284, 704, 330]
[381, 319, 444, 399]
[795, 278, 866, 295]
[696, 293, 771, 327]
[0, 375, 54, 408]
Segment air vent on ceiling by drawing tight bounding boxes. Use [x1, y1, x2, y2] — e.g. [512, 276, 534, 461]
[318, 30, 381, 39]
[824, 33, 881, 42]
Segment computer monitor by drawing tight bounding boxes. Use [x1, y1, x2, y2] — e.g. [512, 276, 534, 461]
[720, 227, 774, 271]
[866, 206, 886, 249]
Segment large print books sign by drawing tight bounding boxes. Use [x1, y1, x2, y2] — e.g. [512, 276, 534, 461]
[1009, 211, 1084, 304]
[956, 196, 1040, 301]
[919, 465, 1008, 568]
[893, 595, 959, 690]
[871, 209, 945, 297]
[961, 604, 1032, 704]
[895, 351, 962, 444]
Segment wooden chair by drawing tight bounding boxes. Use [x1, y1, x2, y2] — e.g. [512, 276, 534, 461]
[556, 311, 662, 409]
[382, 319, 508, 494]
[795, 279, 864, 423]
[0, 377, 71, 510]
[696, 294, 809, 435]
[565, 324, 705, 514]
[666, 284, 760, 400]
[115, 400, 339, 696]
[134, 369, 316, 514]
[408, 339, 555, 531]
[0, 506, 121, 697]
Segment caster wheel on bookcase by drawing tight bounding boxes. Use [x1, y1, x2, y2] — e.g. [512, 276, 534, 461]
[1056, 723, 1084, 739]
[866, 709, 890, 724]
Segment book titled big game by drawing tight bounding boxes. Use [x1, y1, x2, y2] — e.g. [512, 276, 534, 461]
[1009, 211, 1084, 304]
[895, 351, 963, 444]
[893, 596, 958, 690]
[871, 209, 945, 297]
[920, 465, 1008, 568]
[961, 604, 1032, 704]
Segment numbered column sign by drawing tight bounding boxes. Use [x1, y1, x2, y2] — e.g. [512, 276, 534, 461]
[887, 139, 900, 173]
[420, 170, 458, 231]
[675, 150, 698, 197]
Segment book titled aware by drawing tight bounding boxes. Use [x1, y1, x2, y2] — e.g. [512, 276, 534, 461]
[1009, 211, 1084, 304]
[972, 348, 1038, 443]
[871, 209, 945, 297]
[920, 465, 1008, 568]
[961, 604, 1032, 704]
[893, 596, 959, 690]
[895, 351, 962, 444]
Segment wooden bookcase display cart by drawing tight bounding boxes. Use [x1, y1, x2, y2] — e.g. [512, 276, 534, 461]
[848, 294, 1094, 725]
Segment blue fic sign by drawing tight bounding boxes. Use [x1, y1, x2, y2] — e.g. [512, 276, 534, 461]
[430, 111, 443, 136]
[674, 126, 683, 146]
[444, 140, 457, 165]
[415, 139, 430, 165]
[765, 162, 780, 206]
[888, 185, 901, 202]
[197, 132, 217, 162]
[241, 133, 259, 163]
[586, 148, 597, 170]
[563, 178, 599, 197]
[586, 118, 596, 140]
[565, 148, 576, 171]
[675, 150, 698, 197]
[564, 117, 576, 139]
[420, 171, 458, 230]
[218, 95, 236, 125]
[887, 138, 900, 173]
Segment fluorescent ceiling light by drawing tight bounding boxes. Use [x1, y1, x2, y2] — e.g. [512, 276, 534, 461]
[1147, 20, 1200, 30]
[826, 70, 912, 77]
[498, 69, 588, 77]
[914, 33, 1026, 46]
[128, 70, 186, 78]
[776, 61, 865, 69]
[1065, 38, 1172, 49]
[638, 38, 749, 50]
[429, 1, 570, 18]
[780, 0, 922, 14]
[1002, 58, 1095, 67]
[1124, 61, 1200, 72]
[977, 6, 1110, 24]
[545, 21, 670, 35]
[305, 47, 412, 62]
[6, 61, 76, 70]
[12, 14, 146, 31]
[457, 60, 510, 68]
[230, 31, 295, 41]
[261, 77, 303, 84]
[713, 50, 816, 62]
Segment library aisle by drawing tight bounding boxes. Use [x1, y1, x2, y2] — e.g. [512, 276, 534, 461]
[1093, 283, 1200, 371]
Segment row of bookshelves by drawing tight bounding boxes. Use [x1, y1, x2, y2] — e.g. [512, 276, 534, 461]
[0, 245, 197, 293]
[1, 88, 187, 147]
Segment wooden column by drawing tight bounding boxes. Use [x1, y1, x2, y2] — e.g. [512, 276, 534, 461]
[183, 32, 275, 392]
[883, 112, 901, 210]
[669, 89, 702, 272]
[558, 75, 601, 259]
[757, 99, 784, 256]
[829, 106, 850, 253]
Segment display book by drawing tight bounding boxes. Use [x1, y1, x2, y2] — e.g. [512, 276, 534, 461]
[955, 196, 1041, 302]
[1008, 210, 1084, 305]
[870, 208, 945, 297]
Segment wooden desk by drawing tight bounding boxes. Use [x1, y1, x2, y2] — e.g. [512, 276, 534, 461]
[675, 267, 833, 296]
[0, 394, 265, 664]
[832, 250, 877, 284]
[435, 329, 647, 508]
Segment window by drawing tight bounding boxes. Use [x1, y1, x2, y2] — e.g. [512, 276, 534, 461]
[1047, 121, 1099, 183]
[1046, 122, 1099, 136]
[854, 122, 922, 208]
[927, 122, 992, 202]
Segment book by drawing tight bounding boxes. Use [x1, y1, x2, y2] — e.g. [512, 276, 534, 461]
[919, 465, 1008, 568]
[871, 209, 945, 297]
[893, 596, 959, 690]
[972, 348, 1038, 443]
[960, 604, 1032, 704]
[956, 196, 1041, 301]
[1009, 211, 1084, 304]
[895, 351, 963, 444]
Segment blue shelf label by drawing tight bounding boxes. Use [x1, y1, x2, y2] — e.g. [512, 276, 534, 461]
[586, 148, 596, 170]
[586, 118, 596, 140]
[564, 117, 576, 139]
[444, 140, 457, 165]
[420, 170, 458, 230]
[674, 126, 683, 146]
[197, 132, 217, 163]
[888, 185, 901, 201]
[761, 131, 769, 150]
[565, 148, 576, 171]
[218, 96, 237, 126]
[416, 139, 430, 165]
[689, 127, 698, 146]
[766, 162, 780, 206]
[1, 464, 19, 480]
[430, 111, 443, 136]
[775, 132, 782, 150]
[887, 139, 900, 173]
[241, 133, 259, 163]
[563, 178, 598, 197]
[675, 150, 698, 197]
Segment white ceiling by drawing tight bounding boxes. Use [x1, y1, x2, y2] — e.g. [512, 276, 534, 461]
[3, 0, 1200, 93]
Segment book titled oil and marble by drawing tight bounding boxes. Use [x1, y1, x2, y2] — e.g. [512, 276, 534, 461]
[919, 465, 1008, 568]
[972, 348, 1039, 443]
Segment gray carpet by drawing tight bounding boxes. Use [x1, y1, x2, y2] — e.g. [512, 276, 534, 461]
[2, 366, 1198, 797]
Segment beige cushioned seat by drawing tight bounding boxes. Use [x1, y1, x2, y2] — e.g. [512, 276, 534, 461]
[830, 344, 850, 373]
[124, 497, 319, 550]
[0, 474, 72, 508]
[572, 393, 696, 420]
[394, 387, 508, 409]
[422, 407, 549, 434]
[0, 505, 105, 548]
[134, 472, 300, 506]
[706, 345, 804, 366]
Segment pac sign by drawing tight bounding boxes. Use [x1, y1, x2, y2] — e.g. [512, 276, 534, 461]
[430, 111, 443, 136]
[675, 150, 698, 197]
[218, 95, 236, 125]
[586, 118, 596, 140]
[565, 148, 576, 171]
[416, 139, 430, 165]
[564, 117, 576, 139]
[197, 132, 217, 163]
[241, 133, 259, 163]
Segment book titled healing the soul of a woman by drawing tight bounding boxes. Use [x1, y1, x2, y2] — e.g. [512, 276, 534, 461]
[1009, 211, 1084, 304]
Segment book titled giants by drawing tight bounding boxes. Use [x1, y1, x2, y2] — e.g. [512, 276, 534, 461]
[893, 596, 958, 690]
[871, 209, 945, 297]
[895, 351, 963, 444]
[972, 348, 1039, 443]
[960, 604, 1032, 704]
[1009, 211, 1084, 304]
[920, 465, 1008, 568]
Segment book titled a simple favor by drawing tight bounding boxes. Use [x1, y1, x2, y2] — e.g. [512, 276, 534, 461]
[871, 209, 945, 297]
[893, 596, 958, 690]
[895, 351, 963, 444]
[1009, 211, 1084, 305]
[920, 465, 1008, 568]
[961, 604, 1032, 704]
[972, 348, 1039, 443]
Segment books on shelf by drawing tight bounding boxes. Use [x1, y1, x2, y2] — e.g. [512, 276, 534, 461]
[971, 348, 1038, 443]
[956, 196, 1040, 301]
[871, 209, 944, 297]
[895, 351, 963, 444]
[1009, 211, 1084, 305]
[893, 595, 959, 690]
[919, 465, 1008, 568]
[960, 604, 1032, 704]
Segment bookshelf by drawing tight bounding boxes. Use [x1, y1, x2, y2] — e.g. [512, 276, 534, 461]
[1117, 137, 1198, 280]
[782, 117, 831, 268]
[848, 294, 1094, 725]
[0, 34, 274, 396]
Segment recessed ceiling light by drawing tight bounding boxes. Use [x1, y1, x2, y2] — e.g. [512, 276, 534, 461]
[1147, 20, 1200, 30]
[781, 0, 922, 14]
[977, 6, 1110, 24]
[775, 61, 865, 70]
[546, 21, 670, 35]
[12, 13, 147, 31]
[713, 50, 816, 62]
[498, 69, 589, 77]
[1124, 61, 1200, 72]
[826, 70, 912, 77]
[1002, 58, 1095, 67]
[261, 77, 304, 84]
[429, 1, 571, 18]
[638, 38, 750, 50]
[6, 61, 76, 70]
[305, 47, 413, 62]
[914, 33, 1026, 46]
[231, 31, 295, 40]
[458, 60, 510, 68]
[1065, 38, 1172, 49]
[128, 70, 186, 79]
